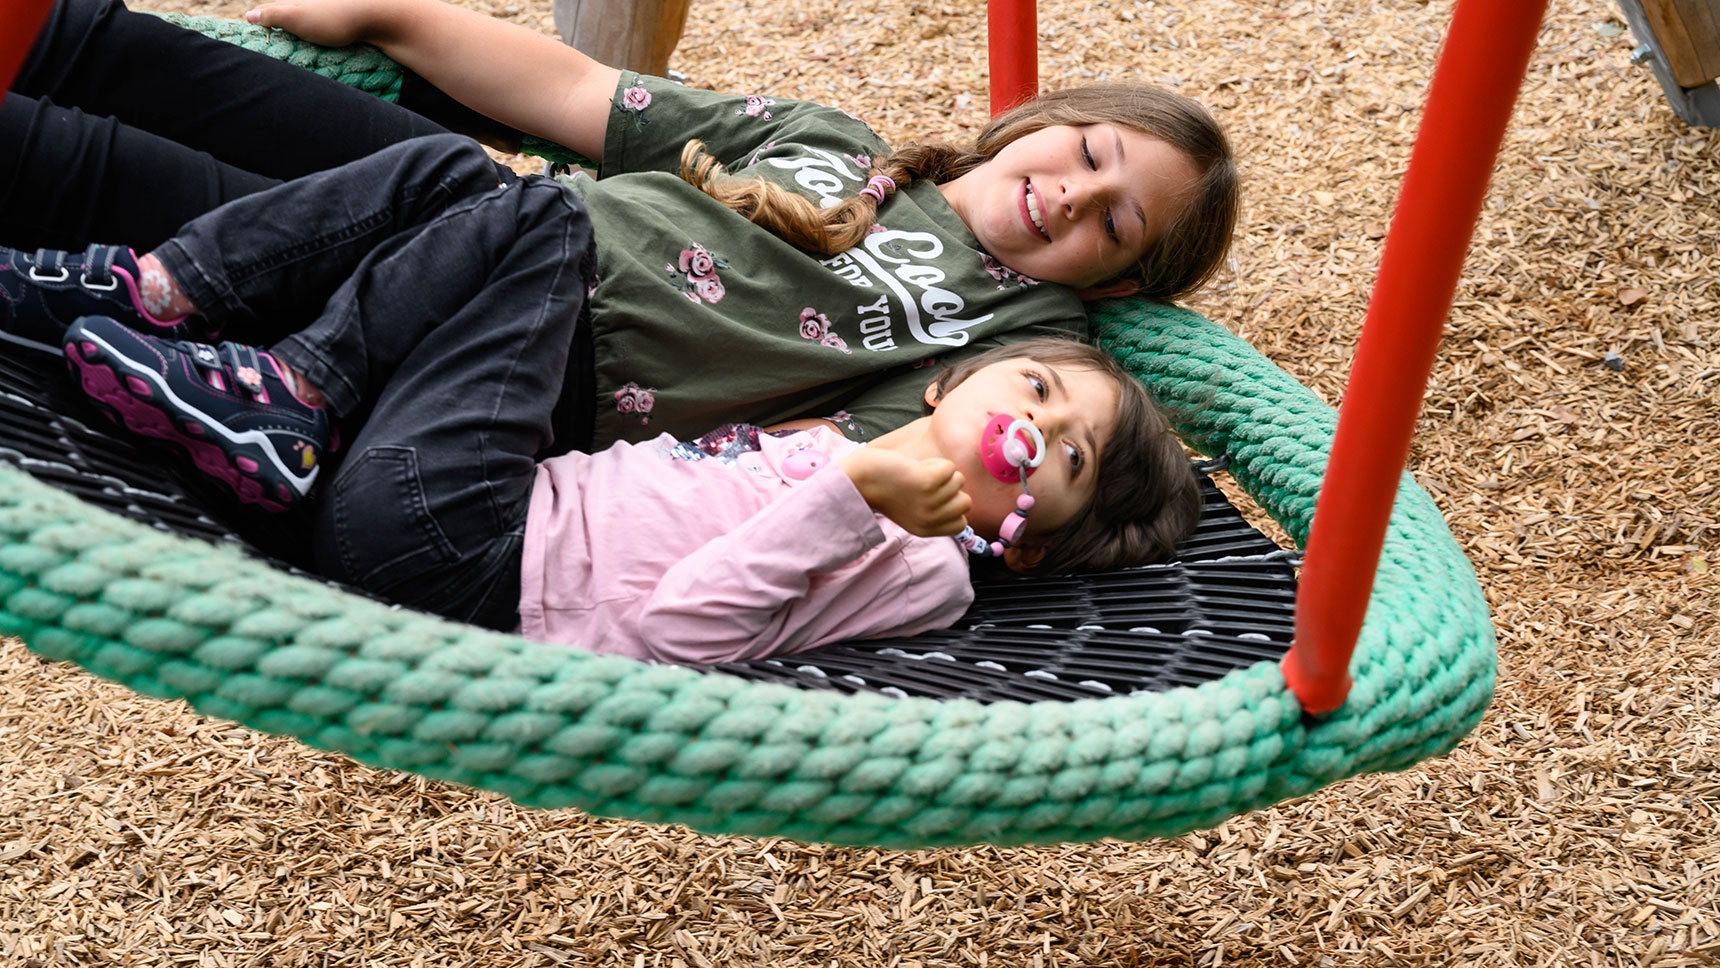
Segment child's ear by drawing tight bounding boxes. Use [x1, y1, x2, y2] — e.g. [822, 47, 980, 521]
[923, 381, 941, 408]
[1002, 544, 1046, 573]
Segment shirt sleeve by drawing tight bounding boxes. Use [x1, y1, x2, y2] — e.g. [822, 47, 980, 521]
[600, 72, 888, 183]
[633, 461, 969, 664]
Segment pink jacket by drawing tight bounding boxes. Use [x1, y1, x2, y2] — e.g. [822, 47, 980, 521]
[518, 425, 973, 664]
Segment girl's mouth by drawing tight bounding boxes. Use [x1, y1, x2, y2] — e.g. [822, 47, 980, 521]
[979, 414, 1044, 483]
[1022, 181, 1049, 241]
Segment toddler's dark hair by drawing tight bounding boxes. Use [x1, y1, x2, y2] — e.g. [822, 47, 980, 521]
[927, 337, 1202, 574]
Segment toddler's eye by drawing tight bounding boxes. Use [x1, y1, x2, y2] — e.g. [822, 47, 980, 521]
[1066, 442, 1084, 472]
[1026, 371, 1048, 399]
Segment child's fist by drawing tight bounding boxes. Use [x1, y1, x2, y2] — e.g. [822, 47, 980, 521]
[840, 449, 972, 537]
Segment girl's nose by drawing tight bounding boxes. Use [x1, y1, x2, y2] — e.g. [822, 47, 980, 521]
[1060, 175, 1099, 215]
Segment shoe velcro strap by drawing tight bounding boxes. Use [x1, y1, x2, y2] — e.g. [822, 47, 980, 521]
[221, 342, 268, 398]
[79, 245, 119, 288]
[190, 342, 225, 375]
[28, 249, 70, 282]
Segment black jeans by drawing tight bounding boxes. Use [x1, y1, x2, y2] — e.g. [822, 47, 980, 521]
[156, 134, 594, 629]
[1, 0, 519, 250]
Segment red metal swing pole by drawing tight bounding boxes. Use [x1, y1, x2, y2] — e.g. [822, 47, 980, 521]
[987, 0, 1037, 114]
[1, 0, 55, 93]
[1283, 0, 1548, 715]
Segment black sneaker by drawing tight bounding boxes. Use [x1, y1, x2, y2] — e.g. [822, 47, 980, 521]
[64, 315, 332, 512]
[1, 244, 206, 356]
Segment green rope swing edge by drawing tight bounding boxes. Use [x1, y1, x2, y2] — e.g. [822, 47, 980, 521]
[0, 18, 1495, 849]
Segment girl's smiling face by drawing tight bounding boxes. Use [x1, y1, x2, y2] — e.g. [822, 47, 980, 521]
[938, 123, 1201, 294]
[924, 356, 1120, 547]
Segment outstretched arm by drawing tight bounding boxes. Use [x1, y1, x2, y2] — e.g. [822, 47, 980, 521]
[247, 0, 620, 161]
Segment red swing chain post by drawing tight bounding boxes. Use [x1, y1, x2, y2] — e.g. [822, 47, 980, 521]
[1, 0, 55, 94]
[1284, 0, 1548, 715]
[988, 0, 1037, 114]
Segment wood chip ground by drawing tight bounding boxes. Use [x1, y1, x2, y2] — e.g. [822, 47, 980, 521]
[4, 1, 1718, 965]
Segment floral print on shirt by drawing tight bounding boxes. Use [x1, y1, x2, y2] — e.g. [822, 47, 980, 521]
[666, 242, 730, 304]
[614, 382, 656, 424]
[980, 253, 1041, 290]
[666, 423, 762, 464]
[797, 307, 851, 354]
[736, 95, 776, 120]
[617, 84, 652, 130]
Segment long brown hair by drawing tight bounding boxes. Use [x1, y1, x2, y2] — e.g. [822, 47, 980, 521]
[680, 85, 1239, 303]
[927, 338, 1202, 574]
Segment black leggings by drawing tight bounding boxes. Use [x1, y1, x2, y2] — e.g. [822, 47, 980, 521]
[0, 0, 519, 250]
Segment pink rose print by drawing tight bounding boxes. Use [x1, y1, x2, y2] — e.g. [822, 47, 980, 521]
[614, 382, 656, 424]
[694, 276, 725, 303]
[911, 356, 942, 369]
[679, 246, 716, 278]
[664, 241, 730, 304]
[797, 307, 849, 354]
[867, 223, 886, 234]
[615, 79, 651, 129]
[736, 95, 776, 119]
[980, 252, 1041, 290]
[847, 153, 873, 171]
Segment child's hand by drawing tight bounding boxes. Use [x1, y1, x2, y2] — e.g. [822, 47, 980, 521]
[840, 448, 972, 537]
[245, 0, 380, 46]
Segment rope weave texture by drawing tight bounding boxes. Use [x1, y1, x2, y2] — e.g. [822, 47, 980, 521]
[0, 22, 1495, 847]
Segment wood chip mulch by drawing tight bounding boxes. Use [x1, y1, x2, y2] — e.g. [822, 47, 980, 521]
[4, 0, 1717, 965]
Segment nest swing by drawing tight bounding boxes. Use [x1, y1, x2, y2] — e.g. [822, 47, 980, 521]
[0, 5, 1530, 849]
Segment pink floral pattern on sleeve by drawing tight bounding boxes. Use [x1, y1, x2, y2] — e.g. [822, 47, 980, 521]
[617, 84, 652, 130]
[797, 307, 851, 355]
[665, 242, 730, 304]
[736, 95, 776, 120]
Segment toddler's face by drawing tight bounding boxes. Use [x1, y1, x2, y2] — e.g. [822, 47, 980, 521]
[938, 123, 1199, 293]
[924, 356, 1119, 544]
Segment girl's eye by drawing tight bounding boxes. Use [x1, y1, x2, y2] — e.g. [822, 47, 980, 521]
[1026, 372, 1048, 400]
[1081, 137, 1096, 170]
[1066, 442, 1084, 472]
[1104, 212, 1119, 243]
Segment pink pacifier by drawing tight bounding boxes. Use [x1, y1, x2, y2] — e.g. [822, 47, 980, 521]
[955, 414, 1044, 558]
[978, 414, 1045, 484]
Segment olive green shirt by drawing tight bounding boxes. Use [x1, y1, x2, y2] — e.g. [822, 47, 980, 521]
[560, 72, 1087, 447]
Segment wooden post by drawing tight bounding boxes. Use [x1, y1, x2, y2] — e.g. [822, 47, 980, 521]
[1619, 0, 1720, 126]
[551, 0, 692, 76]
[1640, 0, 1720, 87]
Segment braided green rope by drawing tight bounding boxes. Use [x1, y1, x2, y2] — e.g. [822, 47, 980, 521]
[4, 17, 1493, 844]
[2, 291, 1492, 847]
[155, 12, 591, 168]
